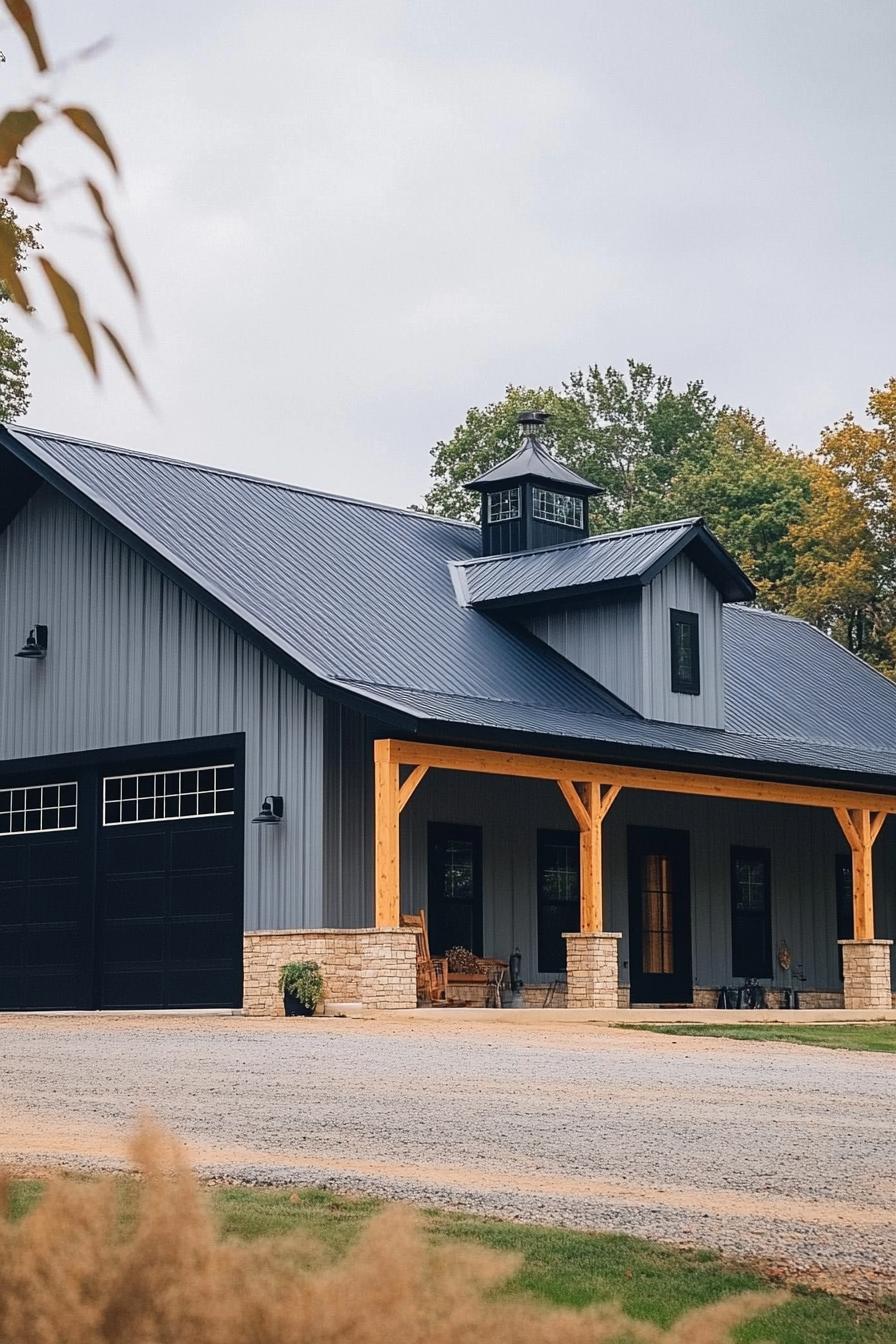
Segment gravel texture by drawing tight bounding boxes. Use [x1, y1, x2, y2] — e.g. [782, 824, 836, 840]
[0, 1013, 893, 1294]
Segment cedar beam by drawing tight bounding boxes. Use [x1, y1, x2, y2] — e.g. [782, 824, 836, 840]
[398, 764, 429, 812]
[380, 739, 896, 815]
[374, 739, 400, 927]
[580, 782, 602, 933]
[850, 808, 875, 941]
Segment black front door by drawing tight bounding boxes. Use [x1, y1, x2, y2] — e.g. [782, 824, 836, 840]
[427, 823, 482, 956]
[628, 826, 692, 1004]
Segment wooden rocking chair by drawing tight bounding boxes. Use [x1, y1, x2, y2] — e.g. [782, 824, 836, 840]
[400, 910, 448, 1006]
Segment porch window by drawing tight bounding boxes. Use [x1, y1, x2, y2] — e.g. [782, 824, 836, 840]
[537, 829, 579, 972]
[835, 853, 853, 979]
[641, 852, 674, 974]
[670, 610, 700, 695]
[730, 846, 772, 978]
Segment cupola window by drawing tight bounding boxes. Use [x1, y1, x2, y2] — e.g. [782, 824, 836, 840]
[532, 487, 583, 529]
[486, 487, 521, 523]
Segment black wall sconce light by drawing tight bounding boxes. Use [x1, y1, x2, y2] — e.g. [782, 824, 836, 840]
[16, 625, 48, 660]
[252, 794, 284, 826]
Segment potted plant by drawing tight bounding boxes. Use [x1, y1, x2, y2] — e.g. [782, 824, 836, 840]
[278, 961, 324, 1017]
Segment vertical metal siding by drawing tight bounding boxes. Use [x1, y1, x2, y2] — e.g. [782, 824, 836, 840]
[641, 553, 726, 727]
[523, 597, 643, 712]
[0, 486, 323, 931]
[322, 702, 893, 989]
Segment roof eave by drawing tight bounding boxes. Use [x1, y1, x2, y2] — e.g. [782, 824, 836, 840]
[396, 716, 896, 795]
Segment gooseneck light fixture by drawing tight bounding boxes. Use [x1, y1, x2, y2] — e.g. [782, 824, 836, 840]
[15, 625, 48, 660]
[252, 794, 284, 826]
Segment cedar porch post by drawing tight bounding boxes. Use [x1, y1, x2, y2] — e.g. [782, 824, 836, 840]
[833, 807, 893, 1009]
[374, 738, 400, 927]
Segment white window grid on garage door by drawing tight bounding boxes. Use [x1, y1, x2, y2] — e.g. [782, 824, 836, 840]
[0, 782, 78, 836]
[103, 764, 235, 826]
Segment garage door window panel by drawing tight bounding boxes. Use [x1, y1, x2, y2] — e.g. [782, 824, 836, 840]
[0, 782, 78, 836]
[103, 766, 235, 826]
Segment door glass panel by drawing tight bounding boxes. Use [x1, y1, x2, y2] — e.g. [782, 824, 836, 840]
[439, 839, 474, 901]
[641, 853, 674, 974]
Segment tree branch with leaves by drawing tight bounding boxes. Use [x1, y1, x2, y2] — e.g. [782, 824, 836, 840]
[0, 0, 141, 387]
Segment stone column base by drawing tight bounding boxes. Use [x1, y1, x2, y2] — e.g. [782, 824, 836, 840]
[243, 927, 417, 1015]
[562, 932, 622, 1008]
[839, 939, 893, 1010]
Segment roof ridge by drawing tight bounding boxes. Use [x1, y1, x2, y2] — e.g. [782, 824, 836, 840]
[7, 422, 478, 532]
[454, 517, 701, 569]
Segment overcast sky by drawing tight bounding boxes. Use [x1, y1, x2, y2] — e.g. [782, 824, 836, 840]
[6, 0, 896, 506]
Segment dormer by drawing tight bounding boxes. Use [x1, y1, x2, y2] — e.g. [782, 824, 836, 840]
[465, 412, 604, 557]
[452, 516, 755, 730]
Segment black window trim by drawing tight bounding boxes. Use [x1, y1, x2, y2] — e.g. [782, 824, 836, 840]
[670, 608, 700, 695]
[730, 844, 772, 979]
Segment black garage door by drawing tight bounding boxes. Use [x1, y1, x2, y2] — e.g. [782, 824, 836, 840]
[0, 747, 244, 1010]
[0, 779, 93, 1009]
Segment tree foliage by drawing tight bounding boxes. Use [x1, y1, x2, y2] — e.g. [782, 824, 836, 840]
[424, 367, 896, 676]
[0, 195, 37, 418]
[424, 361, 717, 530]
[0, 0, 140, 386]
[785, 380, 896, 670]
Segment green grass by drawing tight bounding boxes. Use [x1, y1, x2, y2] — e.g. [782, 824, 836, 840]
[620, 1023, 896, 1053]
[7, 1178, 896, 1342]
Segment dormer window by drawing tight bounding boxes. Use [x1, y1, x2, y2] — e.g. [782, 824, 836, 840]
[487, 488, 521, 523]
[532, 487, 583, 529]
[670, 609, 700, 695]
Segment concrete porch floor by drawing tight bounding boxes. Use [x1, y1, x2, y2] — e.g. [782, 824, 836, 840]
[327, 1004, 896, 1023]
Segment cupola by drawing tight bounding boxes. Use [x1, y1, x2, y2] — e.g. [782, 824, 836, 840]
[464, 412, 603, 557]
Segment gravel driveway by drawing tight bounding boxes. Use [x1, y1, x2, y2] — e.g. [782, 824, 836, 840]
[0, 1014, 893, 1293]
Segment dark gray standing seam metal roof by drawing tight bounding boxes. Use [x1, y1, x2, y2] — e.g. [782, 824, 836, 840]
[4, 424, 896, 789]
[454, 521, 698, 606]
[465, 438, 603, 493]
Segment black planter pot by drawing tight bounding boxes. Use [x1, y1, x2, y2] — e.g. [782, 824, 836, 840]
[283, 991, 316, 1017]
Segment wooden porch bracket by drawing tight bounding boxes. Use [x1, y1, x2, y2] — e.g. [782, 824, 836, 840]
[398, 764, 429, 812]
[833, 807, 886, 941]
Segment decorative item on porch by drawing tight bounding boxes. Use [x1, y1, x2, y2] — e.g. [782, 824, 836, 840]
[444, 945, 509, 1006]
[776, 941, 804, 1008]
[277, 961, 323, 1017]
[508, 947, 524, 1008]
[445, 945, 481, 973]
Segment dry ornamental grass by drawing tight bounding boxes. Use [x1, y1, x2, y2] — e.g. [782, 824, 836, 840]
[0, 1123, 784, 1344]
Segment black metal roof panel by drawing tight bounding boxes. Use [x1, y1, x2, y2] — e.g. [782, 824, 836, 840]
[724, 605, 896, 751]
[4, 424, 895, 787]
[1, 426, 630, 717]
[465, 439, 602, 493]
[454, 519, 755, 607]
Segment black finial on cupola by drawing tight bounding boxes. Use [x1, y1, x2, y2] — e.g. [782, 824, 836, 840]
[464, 410, 602, 557]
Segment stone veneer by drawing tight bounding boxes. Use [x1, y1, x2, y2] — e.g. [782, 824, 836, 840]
[562, 932, 622, 1008]
[839, 939, 894, 1010]
[243, 928, 417, 1016]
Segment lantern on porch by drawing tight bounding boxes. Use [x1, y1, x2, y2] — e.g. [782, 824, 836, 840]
[509, 947, 524, 1008]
